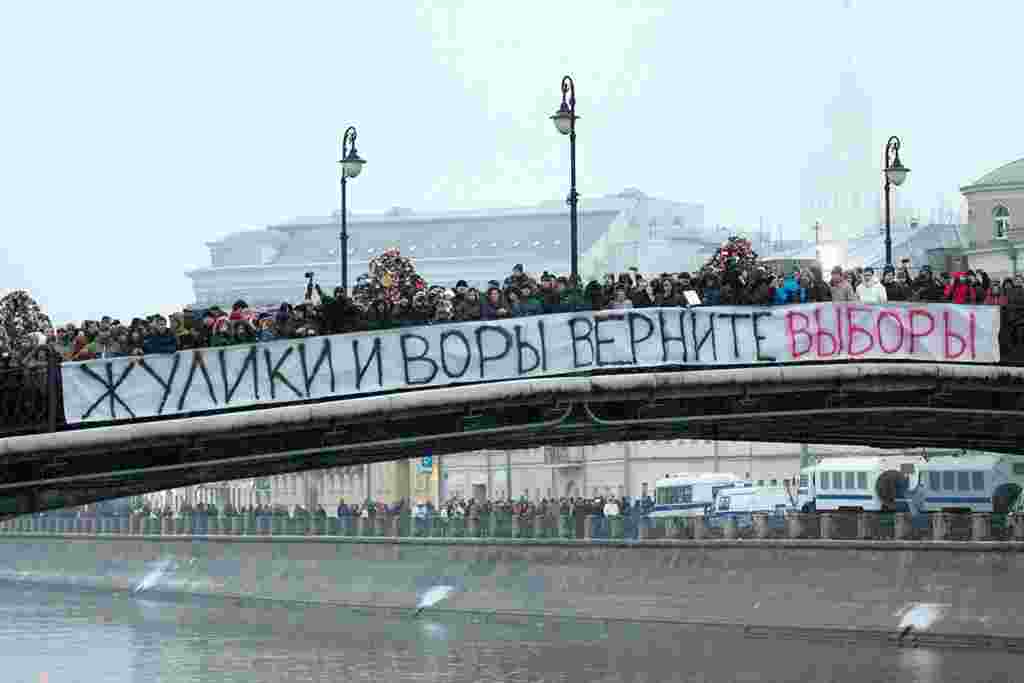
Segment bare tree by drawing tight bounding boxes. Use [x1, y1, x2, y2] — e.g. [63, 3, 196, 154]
[0, 290, 53, 358]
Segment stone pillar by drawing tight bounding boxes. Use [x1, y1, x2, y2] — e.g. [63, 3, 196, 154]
[533, 515, 546, 539]
[161, 517, 173, 535]
[1012, 513, 1024, 541]
[722, 516, 738, 540]
[609, 516, 624, 540]
[819, 513, 836, 539]
[893, 512, 913, 540]
[583, 515, 595, 540]
[389, 515, 400, 538]
[358, 515, 371, 537]
[931, 512, 950, 541]
[857, 512, 877, 540]
[692, 516, 708, 540]
[752, 513, 770, 539]
[971, 513, 992, 542]
[558, 514, 573, 539]
[514, 516, 528, 539]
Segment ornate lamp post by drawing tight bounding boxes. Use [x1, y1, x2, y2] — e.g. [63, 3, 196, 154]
[551, 75, 579, 285]
[882, 135, 910, 269]
[337, 126, 366, 293]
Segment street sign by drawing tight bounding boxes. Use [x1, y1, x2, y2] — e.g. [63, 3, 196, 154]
[418, 455, 433, 474]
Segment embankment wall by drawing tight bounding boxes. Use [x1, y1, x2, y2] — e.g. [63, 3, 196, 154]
[1, 535, 1021, 640]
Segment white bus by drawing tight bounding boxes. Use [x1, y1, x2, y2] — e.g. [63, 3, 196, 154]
[803, 457, 917, 512]
[652, 473, 750, 518]
[715, 485, 794, 517]
[913, 453, 1024, 514]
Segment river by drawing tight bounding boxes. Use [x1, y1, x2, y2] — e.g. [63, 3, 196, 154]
[0, 579, 1018, 683]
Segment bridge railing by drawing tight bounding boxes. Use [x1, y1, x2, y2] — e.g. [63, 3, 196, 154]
[2, 509, 1023, 543]
[0, 353, 60, 437]
[4, 303, 1024, 439]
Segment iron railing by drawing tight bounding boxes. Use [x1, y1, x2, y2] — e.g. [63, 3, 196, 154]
[3, 303, 1024, 439]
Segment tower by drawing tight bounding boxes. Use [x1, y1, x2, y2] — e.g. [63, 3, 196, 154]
[799, 0, 876, 242]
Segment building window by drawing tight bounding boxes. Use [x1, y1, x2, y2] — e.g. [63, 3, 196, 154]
[994, 205, 1010, 239]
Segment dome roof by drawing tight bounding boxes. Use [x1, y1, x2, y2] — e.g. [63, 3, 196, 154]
[963, 158, 1024, 191]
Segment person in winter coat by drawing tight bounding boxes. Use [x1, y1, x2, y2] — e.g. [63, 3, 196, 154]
[804, 266, 831, 303]
[829, 266, 857, 302]
[856, 267, 888, 304]
[944, 272, 977, 305]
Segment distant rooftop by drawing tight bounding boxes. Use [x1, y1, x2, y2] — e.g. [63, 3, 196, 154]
[270, 189, 698, 231]
[961, 158, 1024, 193]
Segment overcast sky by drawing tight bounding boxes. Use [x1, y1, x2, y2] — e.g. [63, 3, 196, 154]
[1, 0, 1020, 324]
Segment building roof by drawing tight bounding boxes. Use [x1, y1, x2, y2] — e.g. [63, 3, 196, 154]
[762, 223, 963, 269]
[961, 158, 1024, 193]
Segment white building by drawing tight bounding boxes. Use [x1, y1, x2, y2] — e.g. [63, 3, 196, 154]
[145, 439, 923, 514]
[186, 189, 709, 307]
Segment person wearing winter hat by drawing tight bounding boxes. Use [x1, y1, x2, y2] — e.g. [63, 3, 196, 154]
[453, 280, 469, 307]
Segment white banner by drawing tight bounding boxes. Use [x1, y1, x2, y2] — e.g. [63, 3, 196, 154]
[60, 304, 1000, 425]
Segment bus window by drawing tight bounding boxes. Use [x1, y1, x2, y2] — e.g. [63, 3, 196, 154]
[718, 496, 730, 511]
[799, 475, 809, 489]
[844, 472, 855, 489]
[972, 472, 984, 491]
[856, 472, 867, 490]
[929, 472, 941, 491]
[820, 473, 829, 490]
[942, 471, 955, 491]
[957, 472, 970, 491]
[832, 472, 843, 489]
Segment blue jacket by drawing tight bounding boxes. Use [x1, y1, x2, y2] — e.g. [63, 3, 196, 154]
[142, 332, 178, 355]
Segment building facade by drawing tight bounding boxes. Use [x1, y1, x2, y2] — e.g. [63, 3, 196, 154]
[144, 439, 920, 514]
[187, 190, 707, 308]
[960, 158, 1024, 278]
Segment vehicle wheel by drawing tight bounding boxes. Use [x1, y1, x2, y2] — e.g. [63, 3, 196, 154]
[875, 470, 906, 509]
[993, 483, 1022, 514]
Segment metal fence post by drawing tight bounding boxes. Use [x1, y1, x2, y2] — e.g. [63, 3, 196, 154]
[47, 352, 58, 433]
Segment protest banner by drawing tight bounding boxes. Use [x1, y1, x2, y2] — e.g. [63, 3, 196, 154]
[60, 303, 999, 424]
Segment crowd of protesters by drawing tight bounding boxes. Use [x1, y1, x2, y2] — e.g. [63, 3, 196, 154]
[6, 261, 1021, 368]
[32, 494, 660, 538]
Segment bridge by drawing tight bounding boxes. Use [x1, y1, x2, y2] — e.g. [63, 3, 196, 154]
[3, 356, 1024, 517]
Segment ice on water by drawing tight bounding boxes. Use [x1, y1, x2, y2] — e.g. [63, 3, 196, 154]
[417, 585, 456, 609]
[897, 603, 947, 631]
[133, 558, 176, 594]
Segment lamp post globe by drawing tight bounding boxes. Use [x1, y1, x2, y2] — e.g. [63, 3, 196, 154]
[885, 157, 909, 187]
[340, 148, 366, 179]
[551, 102, 574, 135]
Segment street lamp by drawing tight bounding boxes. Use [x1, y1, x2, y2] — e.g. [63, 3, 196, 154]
[551, 75, 579, 285]
[882, 135, 909, 269]
[337, 126, 366, 293]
